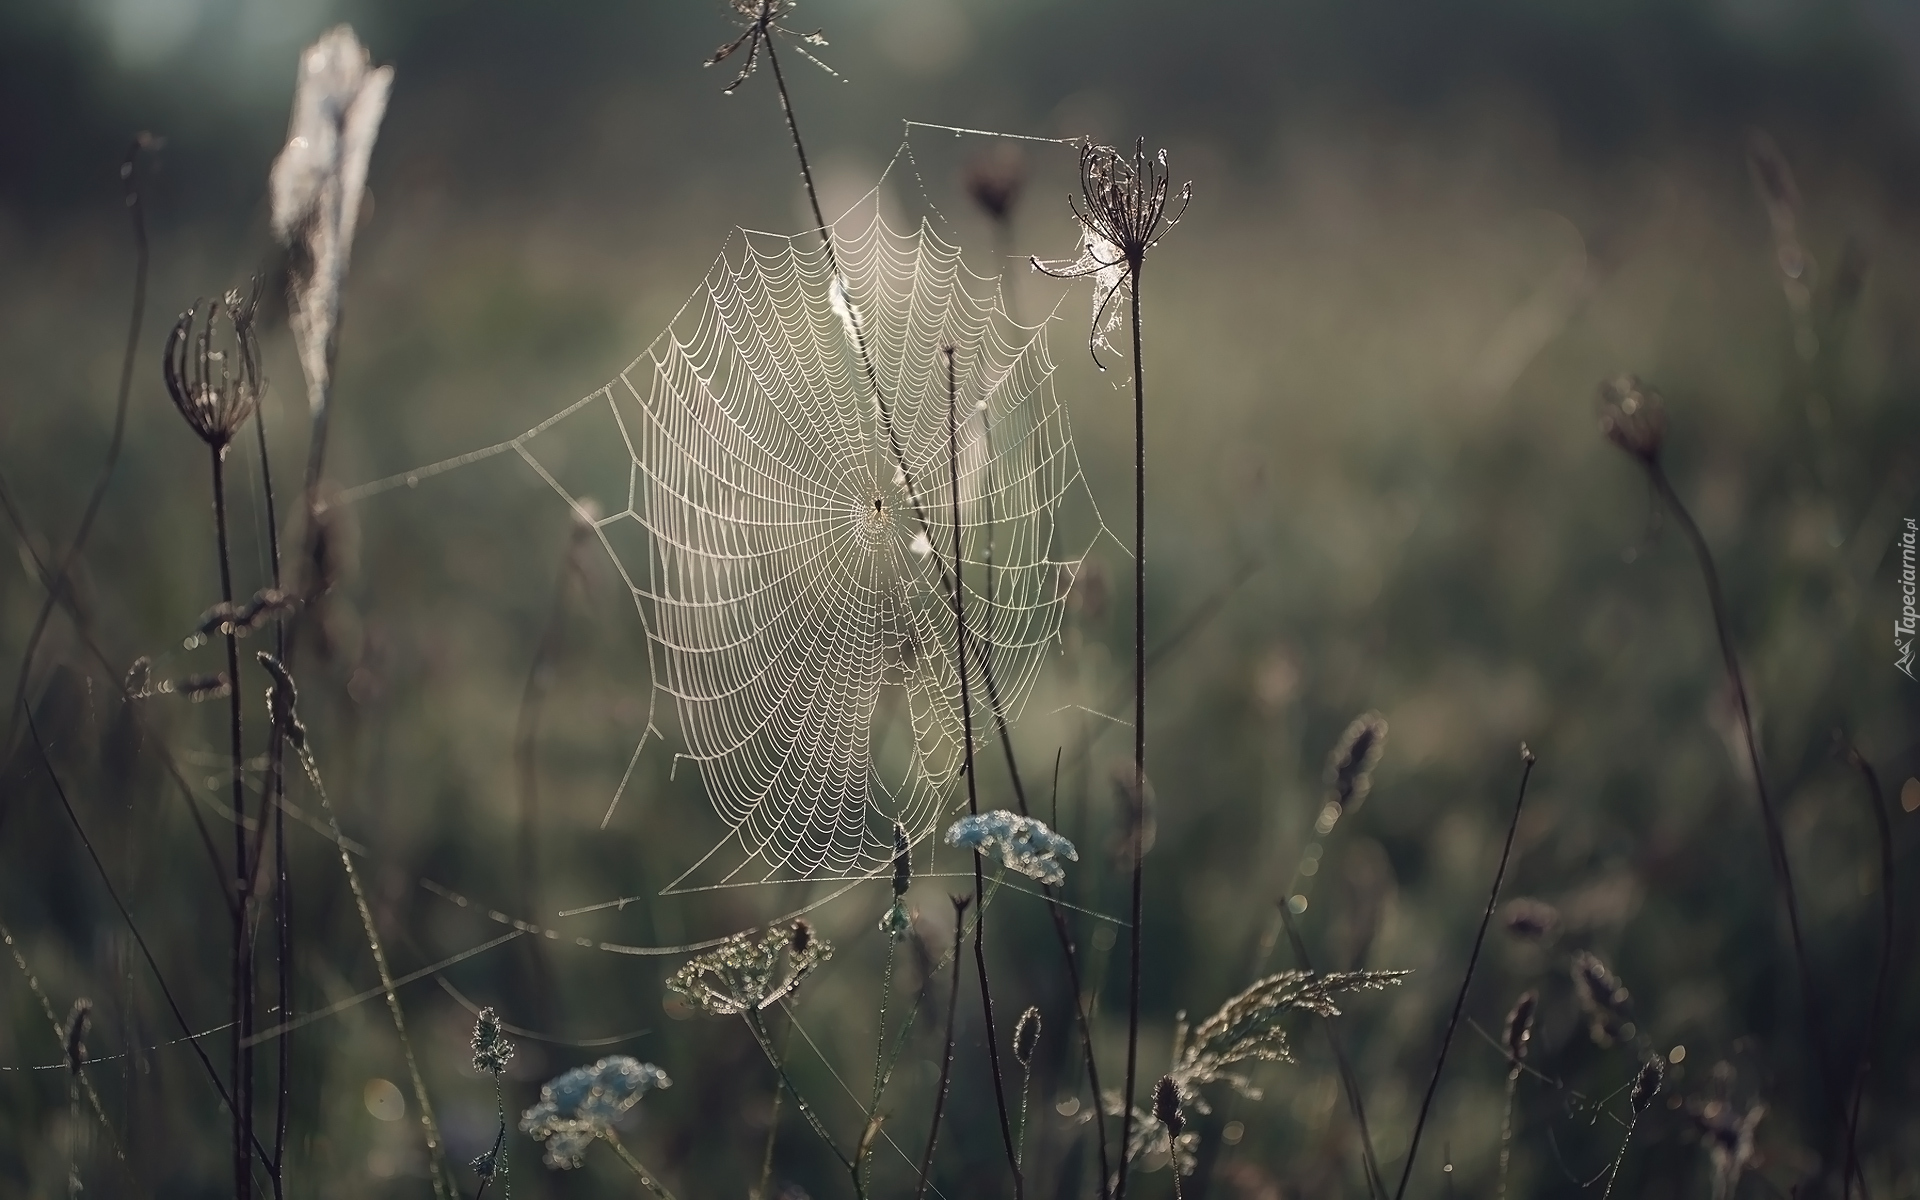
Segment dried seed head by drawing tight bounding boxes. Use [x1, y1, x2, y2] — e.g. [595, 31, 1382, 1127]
[707, 0, 837, 94]
[470, 1006, 514, 1076]
[891, 821, 911, 898]
[1032, 139, 1192, 368]
[1325, 711, 1389, 812]
[1502, 897, 1560, 941]
[257, 652, 307, 751]
[162, 281, 264, 451]
[1571, 950, 1633, 1046]
[790, 919, 812, 955]
[65, 998, 92, 1075]
[1013, 1006, 1042, 1069]
[1153, 1075, 1184, 1138]
[1631, 1057, 1664, 1115]
[1503, 990, 1537, 1065]
[1599, 375, 1667, 465]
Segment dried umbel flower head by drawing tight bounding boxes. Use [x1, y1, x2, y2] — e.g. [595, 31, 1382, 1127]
[270, 25, 392, 415]
[1502, 990, 1537, 1065]
[1599, 375, 1667, 465]
[470, 1006, 514, 1076]
[1013, 1006, 1042, 1069]
[1502, 897, 1560, 941]
[667, 923, 834, 1016]
[945, 810, 1079, 886]
[965, 145, 1026, 226]
[1571, 950, 1633, 1046]
[1033, 139, 1192, 367]
[1325, 711, 1388, 812]
[1153, 1074, 1184, 1139]
[707, 0, 836, 93]
[162, 282, 263, 451]
[1630, 1057, 1664, 1115]
[519, 1056, 670, 1170]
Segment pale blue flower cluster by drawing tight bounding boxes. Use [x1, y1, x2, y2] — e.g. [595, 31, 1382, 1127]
[520, 1056, 671, 1169]
[944, 810, 1079, 886]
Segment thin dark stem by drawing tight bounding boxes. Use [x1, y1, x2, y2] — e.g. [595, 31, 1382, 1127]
[1838, 738, 1894, 1200]
[1280, 905, 1386, 1200]
[0, 479, 233, 902]
[744, 1009, 853, 1172]
[212, 446, 252, 1200]
[1116, 261, 1147, 1200]
[915, 897, 970, 1200]
[1393, 748, 1536, 1200]
[3, 136, 149, 796]
[1641, 462, 1854, 1177]
[252, 405, 289, 1197]
[949, 347, 1024, 1199]
[755, 1016, 792, 1200]
[23, 702, 275, 1178]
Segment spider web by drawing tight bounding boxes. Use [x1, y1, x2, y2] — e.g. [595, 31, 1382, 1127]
[341, 148, 1104, 888]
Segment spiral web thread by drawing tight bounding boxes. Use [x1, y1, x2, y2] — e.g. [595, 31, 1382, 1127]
[342, 151, 1103, 889]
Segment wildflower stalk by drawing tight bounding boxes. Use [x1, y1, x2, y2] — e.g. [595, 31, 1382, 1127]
[208, 440, 253, 1200]
[1118, 258, 1148, 1200]
[290, 738, 451, 1196]
[1393, 746, 1536, 1200]
[861, 936, 900, 1196]
[606, 1132, 681, 1200]
[22, 702, 275, 1173]
[1838, 737, 1894, 1200]
[914, 896, 970, 1200]
[249, 375, 292, 1198]
[947, 346, 1026, 1198]
[1279, 904, 1386, 1200]
[743, 1007, 854, 1173]
[3, 137, 149, 772]
[754, 1017, 793, 1200]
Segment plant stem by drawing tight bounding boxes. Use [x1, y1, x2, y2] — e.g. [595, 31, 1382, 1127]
[2, 138, 148, 774]
[948, 347, 1025, 1199]
[744, 1008, 853, 1172]
[253, 393, 290, 1200]
[1116, 260, 1147, 1200]
[1838, 738, 1894, 1200]
[212, 445, 252, 1200]
[862, 937, 899, 1196]
[607, 1132, 681, 1200]
[755, 1017, 793, 1200]
[1280, 904, 1385, 1200]
[915, 896, 970, 1200]
[1393, 748, 1536, 1200]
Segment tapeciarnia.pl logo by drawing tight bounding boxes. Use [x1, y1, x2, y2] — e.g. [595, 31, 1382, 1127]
[1898, 516, 1917, 680]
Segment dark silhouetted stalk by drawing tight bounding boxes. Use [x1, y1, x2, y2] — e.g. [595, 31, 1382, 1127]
[915, 896, 970, 1200]
[1281, 904, 1386, 1200]
[1394, 746, 1536, 1200]
[1118, 262, 1147, 1200]
[1838, 737, 1894, 1200]
[947, 346, 1024, 1199]
[3, 138, 150, 772]
[210, 443, 252, 1200]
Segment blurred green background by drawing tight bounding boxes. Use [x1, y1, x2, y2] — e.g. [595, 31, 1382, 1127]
[3, 0, 1919, 1197]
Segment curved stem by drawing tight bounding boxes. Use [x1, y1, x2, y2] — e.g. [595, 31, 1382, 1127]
[606, 1132, 681, 1200]
[1393, 749, 1535, 1200]
[948, 348, 1025, 1198]
[1838, 739, 1894, 1200]
[915, 898, 969, 1200]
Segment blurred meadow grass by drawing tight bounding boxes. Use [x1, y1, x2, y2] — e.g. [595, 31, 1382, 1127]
[3, 0, 1919, 1197]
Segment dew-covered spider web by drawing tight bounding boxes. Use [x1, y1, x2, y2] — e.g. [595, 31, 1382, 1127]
[340, 143, 1107, 889]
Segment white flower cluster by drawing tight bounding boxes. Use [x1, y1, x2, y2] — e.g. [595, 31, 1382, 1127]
[520, 1056, 671, 1169]
[944, 810, 1078, 886]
